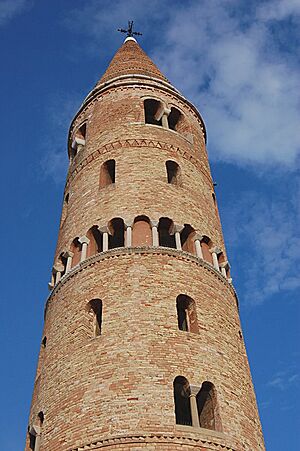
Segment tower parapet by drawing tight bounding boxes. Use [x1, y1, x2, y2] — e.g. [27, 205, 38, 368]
[26, 37, 265, 451]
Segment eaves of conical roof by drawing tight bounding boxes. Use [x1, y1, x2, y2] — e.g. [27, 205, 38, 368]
[97, 37, 169, 86]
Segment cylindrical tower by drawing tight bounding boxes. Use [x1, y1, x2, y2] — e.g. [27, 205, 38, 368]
[26, 37, 265, 451]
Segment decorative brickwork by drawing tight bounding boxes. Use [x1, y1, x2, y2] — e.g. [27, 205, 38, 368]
[26, 38, 265, 451]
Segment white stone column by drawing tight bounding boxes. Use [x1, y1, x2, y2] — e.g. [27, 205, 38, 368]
[72, 136, 86, 154]
[172, 224, 183, 250]
[34, 434, 41, 451]
[53, 263, 64, 284]
[64, 251, 74, 273]
[99, 226, 110, 252]
[125, 223, 133, 247]
[151, 221, 159, 246]
[30, 425, 41, 451]
[155, 105, 171, 128]
[189, 385, 200, 428]
[79, 235, 90, 262]
[193, 234, 203, 259]
[210, 247, 222, 271]
[220, 261, 231, 280]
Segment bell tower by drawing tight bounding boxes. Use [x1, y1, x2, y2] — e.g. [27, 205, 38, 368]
[26, 36, 265, 451]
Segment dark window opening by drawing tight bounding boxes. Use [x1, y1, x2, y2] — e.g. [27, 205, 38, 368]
[38, 411, 44, 426]
[196, 382, 220, 431]
[201, 236, 213, 264]
[173, 376, 192, 426]
[76, 123, 86, 140]
[166, 160, 181, 185]
[212, 193, 216, 205]
[144, 99, 162, 126]
[100, 159, 115, 188]
[29, 432, 36, 450]
[158, 217, 176, 248]
[59, 252, 68, 277]
[89, 299, 103, 337]
[108, 218, 125, 249]
[168, 107, 182, 131]
[176, 294, 198, 333]
[65, 193, 69, 204]
[42, 337, 47, 348]
[70, 238, 82, 267]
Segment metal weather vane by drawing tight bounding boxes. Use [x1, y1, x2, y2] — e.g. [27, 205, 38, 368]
[117, 20, 142, 38]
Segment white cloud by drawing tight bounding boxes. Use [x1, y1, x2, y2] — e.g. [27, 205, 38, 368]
[0, 0, 31, 26]
[223, 178, 300, 304]
[257, 0, 300, 21]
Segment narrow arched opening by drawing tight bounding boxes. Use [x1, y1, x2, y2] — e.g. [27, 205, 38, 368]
[108, 218, 125, 249]
[166, 160, 181, 185]
[173, 376, 192, 426]
[168, 107, 183, 131]
[176, 294, 198, 333]
[88, 299, 103, 337]
[158, 217, 176, 248]
[144, 99, 162, 126]
[200, 236, 213, 264]
[181, 224, 196, 254]
[86, 226, 102, 257]
[70, 238, 81, 267]
[132, 215, 152, 246]
[196, 382, 221, 431]
[99, 159, 115, 188]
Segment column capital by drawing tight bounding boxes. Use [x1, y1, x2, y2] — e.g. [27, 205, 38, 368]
[154, 105, 171, 121]
[189, 384, 200, 396]
[99, 225, 110, 234]
[210, 246, 222, 255]
[170, 223, 184, 234]
[79, 235, 90, 245]
[150, 220, 159, 228]
[63, 250, 74, 259]
[193, 233, 203, 242]
[72, 136, 86, 148]
[29, 424, 41, 436]
[220, 260, 230, 269]
[124, 221, 134, 229]
[53, 263, 64, 273]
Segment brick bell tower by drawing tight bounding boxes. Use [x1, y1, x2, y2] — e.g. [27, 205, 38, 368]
[26, 35, 265, 451]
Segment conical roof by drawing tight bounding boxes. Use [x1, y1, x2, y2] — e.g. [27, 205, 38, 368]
[97, 37, 169, 86]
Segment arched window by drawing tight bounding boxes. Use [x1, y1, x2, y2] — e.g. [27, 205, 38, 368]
[75, 123, 86, 141]
[201, 236, 213, 264]
[28, 430, 36, 450]
[166, 160, 181, 185]
[158, 217, 176, 248]
[132, 216, 152, 246]
[108, 218, 125, 249]
[176, 295, 198, 333]
[41, 336, 47, 348]
[88, 299, 103, 337]
[86, 226, 102, 257]
[144, 99, 162, 126]
[70, 238, 81, 267]
[181, 224, 196, 254]
[37, 411, 44, 426]
[71, 123, 87, 158]
[58, 252, 67, 277]
[196, 382, 221, 431]
[99, 159, 115, 188]
[173, 376, 192, 426]
[168, 107, 183, 131]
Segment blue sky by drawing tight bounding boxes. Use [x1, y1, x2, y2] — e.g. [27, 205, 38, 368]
[0, 1, 299, 449]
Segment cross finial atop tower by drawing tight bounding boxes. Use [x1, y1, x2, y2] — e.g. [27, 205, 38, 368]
[117, 20, 142, 38]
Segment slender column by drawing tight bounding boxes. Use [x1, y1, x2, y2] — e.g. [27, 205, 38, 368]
[79, 235, 90, 262]
[55, 271, 62, 284]
[99, 226, 110, 252]
[210, 247, 222, 271]
[161, 112, 169, 128]
[125, 223, 133, 247]
[189, 385, 200, 428]
[172, 224, 183, 250]
[193, 234, 203, 259]
[220, 261, 231, 280]
[221, 266, 227, 277]
[30, 425, 41, 451]
[34, 434, 41, 451]
[53, 263, 64, 284]
[151, 221, 159, 246]
[64, 251, 74, 273]
[155, 105, 171, 128]
[72, 136, 86, 154]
